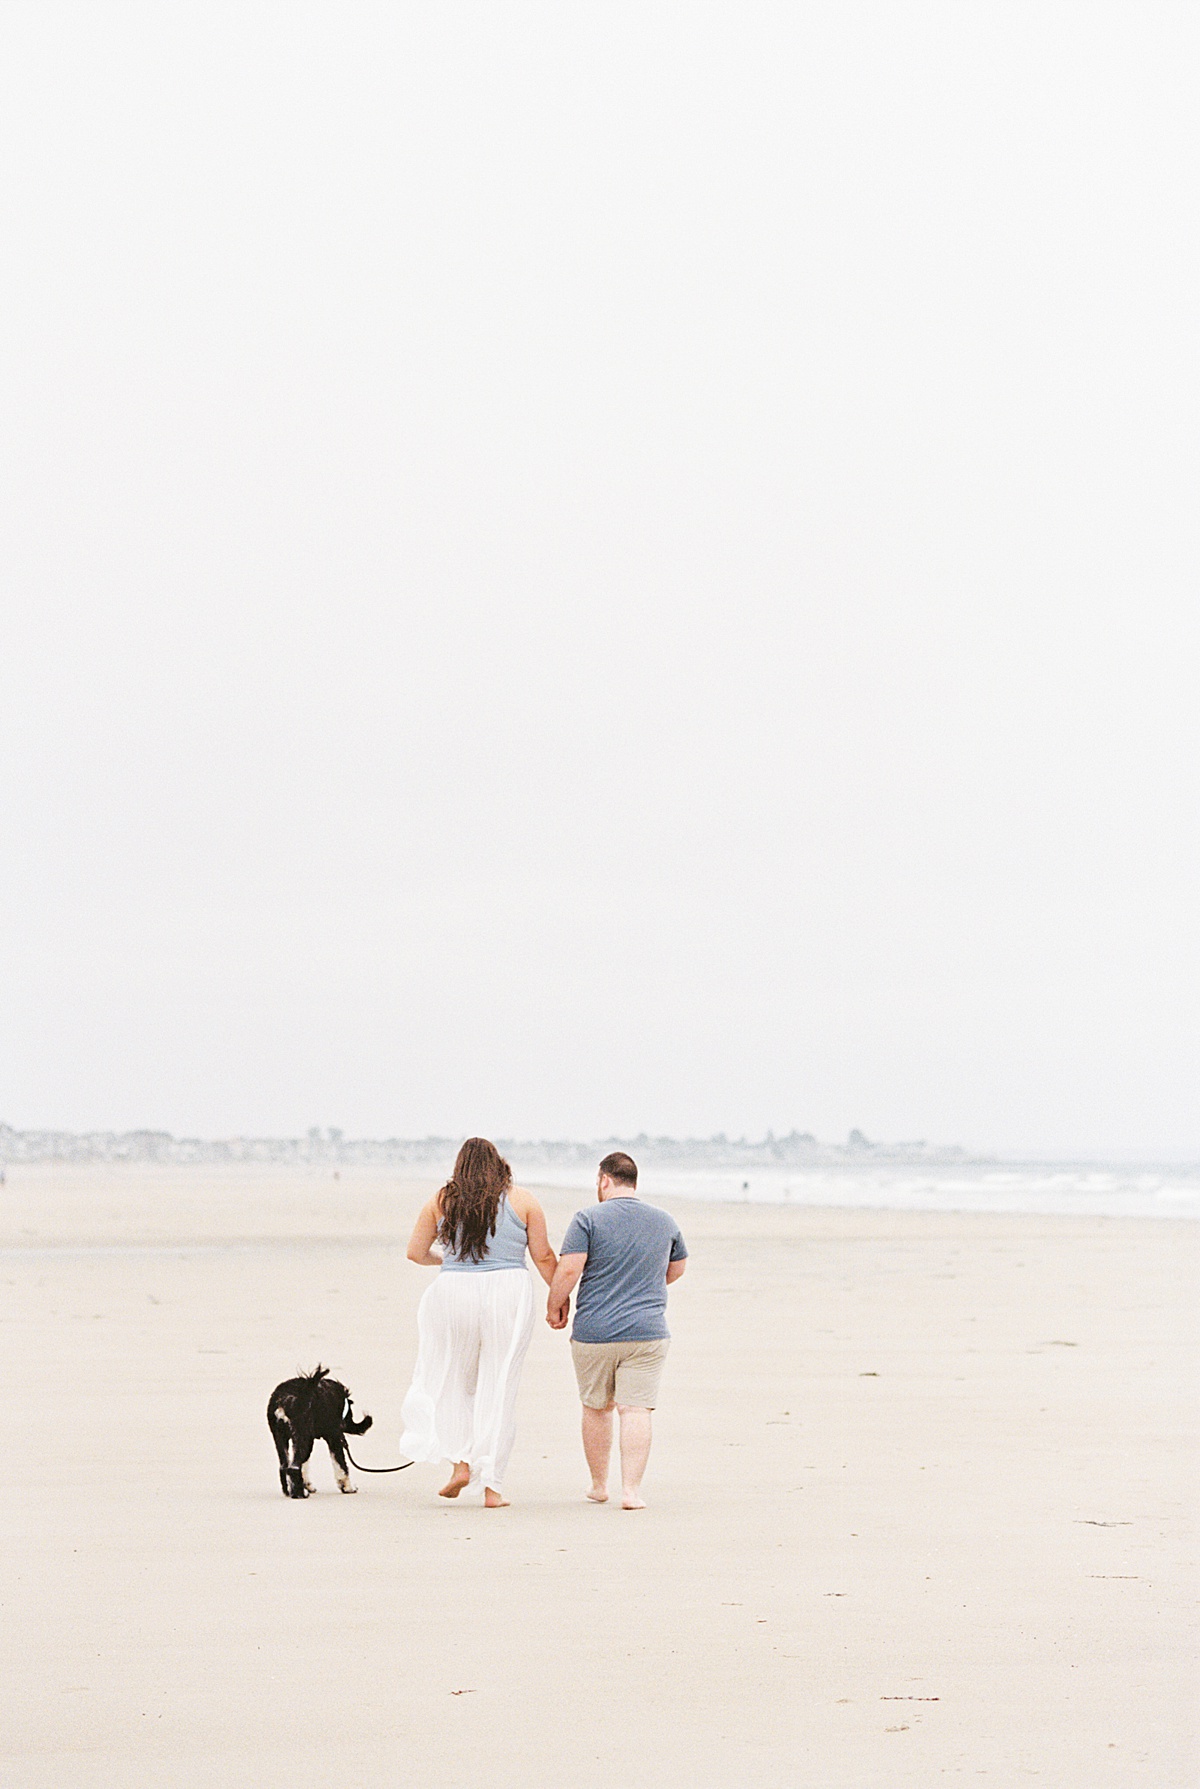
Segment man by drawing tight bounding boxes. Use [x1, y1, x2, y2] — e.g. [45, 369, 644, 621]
[546, 1151, 687, 1509]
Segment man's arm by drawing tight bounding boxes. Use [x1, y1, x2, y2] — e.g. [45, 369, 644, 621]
[665, 1258, 687, 1284]
[547, 1252, 586, 1329]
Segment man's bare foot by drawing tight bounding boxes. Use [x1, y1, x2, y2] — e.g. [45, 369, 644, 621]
[586, 1487, 609, 1503]
[483, 1488, 509, 1508]
[439, 1464, 470, 1499]
[621, 1492, 646, 1510]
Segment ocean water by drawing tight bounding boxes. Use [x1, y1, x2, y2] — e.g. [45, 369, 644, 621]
[515, 1161, 1200, 1220]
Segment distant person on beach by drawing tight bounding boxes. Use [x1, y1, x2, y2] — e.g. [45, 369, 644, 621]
[546, 1151, 687, 1509]
[399, 1137, 558, 1507]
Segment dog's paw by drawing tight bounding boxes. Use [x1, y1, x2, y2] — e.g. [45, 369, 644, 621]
[339, 1482, 358, 1494]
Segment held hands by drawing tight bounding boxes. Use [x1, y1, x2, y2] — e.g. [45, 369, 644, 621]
[546, 1298, 569, 1330]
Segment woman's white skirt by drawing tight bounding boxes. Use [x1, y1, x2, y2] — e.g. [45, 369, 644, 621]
[399, 1268, 535, 1494]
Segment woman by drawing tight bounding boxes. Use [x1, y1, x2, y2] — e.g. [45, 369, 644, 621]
[399, 1137, 557, 1507]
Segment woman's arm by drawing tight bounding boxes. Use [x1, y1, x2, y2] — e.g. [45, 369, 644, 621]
[406, 1197, 443, 1266]
[510, 1187, 558, 1286]
[547, 1253, 586, 1329]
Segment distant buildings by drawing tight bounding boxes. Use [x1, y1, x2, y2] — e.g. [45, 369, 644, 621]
[0, 1121, 971, 1169]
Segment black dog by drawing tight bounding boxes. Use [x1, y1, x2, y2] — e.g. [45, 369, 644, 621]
[267, 1365, 372, 1498]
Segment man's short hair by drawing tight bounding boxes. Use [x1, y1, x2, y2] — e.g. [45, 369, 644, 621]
[599, 1151, 638, 1187]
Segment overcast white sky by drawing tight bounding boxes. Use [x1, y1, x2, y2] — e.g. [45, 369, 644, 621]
[1, 5, 1196, 1156]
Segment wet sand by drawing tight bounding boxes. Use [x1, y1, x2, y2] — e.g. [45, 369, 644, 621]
[1, 1165, 1195, 1786]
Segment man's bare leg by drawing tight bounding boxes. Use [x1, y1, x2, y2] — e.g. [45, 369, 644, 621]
[439, 1460, 470, 1498]
[617, 1405, 652, 1508]
[581, 1404, 614, 1501]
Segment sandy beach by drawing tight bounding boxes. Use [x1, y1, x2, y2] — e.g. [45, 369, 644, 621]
[1, 1164, 1195, 1787]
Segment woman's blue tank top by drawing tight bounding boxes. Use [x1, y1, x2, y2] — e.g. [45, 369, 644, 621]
[440, 1194, 528, 1272]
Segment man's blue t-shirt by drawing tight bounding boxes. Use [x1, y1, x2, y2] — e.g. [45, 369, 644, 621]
[561, 1197, 688, 1343]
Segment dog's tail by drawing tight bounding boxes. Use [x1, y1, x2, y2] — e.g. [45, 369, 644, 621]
[342, 1398, 373, 1436]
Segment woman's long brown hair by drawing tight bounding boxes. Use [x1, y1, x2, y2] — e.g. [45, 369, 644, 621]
[437, 1137, 513, 1264]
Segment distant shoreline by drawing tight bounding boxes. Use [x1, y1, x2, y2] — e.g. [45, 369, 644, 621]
[1, 1121, 1195, 1175]
[0, 1121, 969, 1169]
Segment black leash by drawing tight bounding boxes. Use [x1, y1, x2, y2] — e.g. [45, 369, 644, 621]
[343, 1440, 413, 1474]
[341, 1399, 414, 1474]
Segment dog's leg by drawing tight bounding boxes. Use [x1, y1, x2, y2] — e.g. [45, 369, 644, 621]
[292, 1434, 315, 1499]
[272, 1414, 301, 1498]
[278, 1423, 310, 1498]
[328, 1434, 357, 1493]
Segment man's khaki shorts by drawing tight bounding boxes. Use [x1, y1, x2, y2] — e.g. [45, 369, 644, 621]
[571, 1338, 670, 1410]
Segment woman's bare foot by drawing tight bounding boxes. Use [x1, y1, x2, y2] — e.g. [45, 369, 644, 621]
[586, 1486, 609, 1503]
[621, 1492, 646, 1510]
[439, 1463, 470, 1499]
[483, 1488, 509, 1508]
